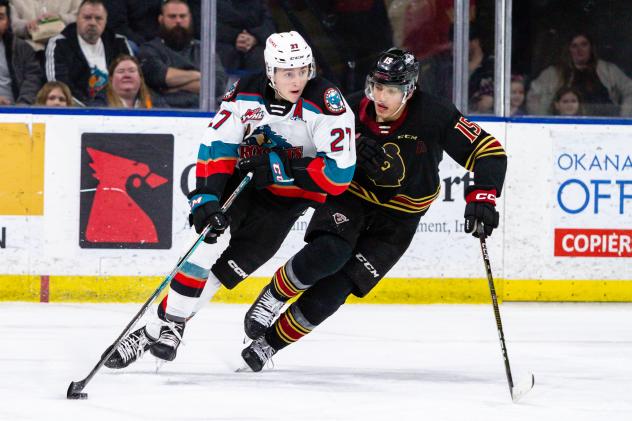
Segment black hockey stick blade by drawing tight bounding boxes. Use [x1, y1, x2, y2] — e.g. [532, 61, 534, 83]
[511, 373, 535, 403]
[67, 380, 88, 399]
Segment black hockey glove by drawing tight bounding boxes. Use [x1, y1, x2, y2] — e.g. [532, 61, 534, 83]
[188, 196, 229, 244]
[238, 151, 294, 189]
[463, 185, 499, 238]
[356, 135, 387, 179]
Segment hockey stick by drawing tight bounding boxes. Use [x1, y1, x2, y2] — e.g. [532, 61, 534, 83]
[67, 172, 254, 400]
[477, 223, 534, 403]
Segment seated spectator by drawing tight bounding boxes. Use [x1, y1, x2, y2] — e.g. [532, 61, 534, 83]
[45, 0, 133, 106]
[9, 0, 81, 52]
[469, 77, 493, 114]
[551, 86, 584, 116]
[527, 31, 632, 117]
[0, 0, 43, 105]
[104, 0, 161, 50]
[138, 0, 225, 109]
[216, 0, 275, 73]
[91, 54, 166, 108]
[510, 74, 527, 116]
[35, 80, 72, 106]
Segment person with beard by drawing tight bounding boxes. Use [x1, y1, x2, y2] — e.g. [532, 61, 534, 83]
[138, 0, 226, 109]
[44, 0, 133, 105]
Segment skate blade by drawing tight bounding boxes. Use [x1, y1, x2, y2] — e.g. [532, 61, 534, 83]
[154, 358, 168, 373]
[234, 363, 252, 373]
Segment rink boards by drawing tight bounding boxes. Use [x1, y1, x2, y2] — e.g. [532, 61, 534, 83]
[0, 111, 630, 303]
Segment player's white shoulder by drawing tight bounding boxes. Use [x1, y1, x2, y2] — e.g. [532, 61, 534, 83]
[299, 77, 353, 117]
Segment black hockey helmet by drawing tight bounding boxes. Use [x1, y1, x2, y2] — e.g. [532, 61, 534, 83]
[365, 48, 419, 101]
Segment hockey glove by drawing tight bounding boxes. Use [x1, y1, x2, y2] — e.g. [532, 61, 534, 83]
[356, 135, 387, 179]
[188, 195, 229, 244]
[238, 151, 294, 189]
[464, 185, 499, 238]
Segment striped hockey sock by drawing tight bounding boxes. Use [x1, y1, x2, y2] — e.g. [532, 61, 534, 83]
[270, 258, 310, 300]
[160, 260, 212, 322]
[267, 304, 316, 351]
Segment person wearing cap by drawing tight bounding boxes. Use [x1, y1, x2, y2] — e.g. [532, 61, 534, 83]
[103, 30, 356, 371]
[240, 48, 507, 372]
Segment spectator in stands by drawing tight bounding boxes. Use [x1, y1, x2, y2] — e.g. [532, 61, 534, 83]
[215, 0, 275, 73]
[9, 0, 81, 53]
[104, 0, 161, 50]
[510, 74, 527, 116]
[420, 23, 493, 108]
[527, 31, 632, 117]
[550, 86, 584, 116]
[138, 0, 225, 109]
[91, 54, 165, 108]
[467, 25, 494, 113]
[394, 0, 477, 60]
[35, 80, 72, 106]
[0, 0, 43, 105]
[45, 0, 133, 106]
[469, 77, 493, 114]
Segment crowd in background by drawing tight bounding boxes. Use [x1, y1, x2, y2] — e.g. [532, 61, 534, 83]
[2, 0, 632, 117]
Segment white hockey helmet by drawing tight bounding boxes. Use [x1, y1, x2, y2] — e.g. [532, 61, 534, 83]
[264, 31, 316, 87]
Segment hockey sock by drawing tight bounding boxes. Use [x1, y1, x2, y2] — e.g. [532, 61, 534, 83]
[266, 272, 355, 350]
[270, 257, 308, 300]
[265, 303, 315, 351]
[270, 233, 352, 300]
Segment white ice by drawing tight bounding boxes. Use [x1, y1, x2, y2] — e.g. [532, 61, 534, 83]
[1, 302, 631, 420]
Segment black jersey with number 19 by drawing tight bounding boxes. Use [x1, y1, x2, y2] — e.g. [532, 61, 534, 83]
[348, 91, 507, 215]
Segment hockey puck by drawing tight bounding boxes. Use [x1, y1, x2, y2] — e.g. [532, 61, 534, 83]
[67, 392, 88, 400]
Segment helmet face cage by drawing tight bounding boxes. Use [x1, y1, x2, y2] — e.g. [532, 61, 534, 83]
[364, 48, 419, 104]
[264, 31, 316, 88]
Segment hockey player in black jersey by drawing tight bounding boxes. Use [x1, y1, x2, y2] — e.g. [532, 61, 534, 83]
[241, 48, 507, 372]
[103, 31, 355, 369]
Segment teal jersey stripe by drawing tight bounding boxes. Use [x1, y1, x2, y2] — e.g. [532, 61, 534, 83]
[302, 101, 322, 114]
[198, 141, 240, 161]
[318, 152, 355, 184]
[235, 93, 265, 104]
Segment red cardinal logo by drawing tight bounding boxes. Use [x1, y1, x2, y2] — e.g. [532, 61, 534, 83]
[85, 148, 168, 243]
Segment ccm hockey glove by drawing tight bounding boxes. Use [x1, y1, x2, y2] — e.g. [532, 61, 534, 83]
[464, 185, 499, 237]
[188, 195, 229, 244]
[238, 151, 294, 189]
[356, 135, 387, 179]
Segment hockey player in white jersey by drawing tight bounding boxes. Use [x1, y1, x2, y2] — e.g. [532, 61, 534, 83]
[104, 31, 355, 368]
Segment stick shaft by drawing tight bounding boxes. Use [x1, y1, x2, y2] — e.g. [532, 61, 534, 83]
[477, 224, 515, 395]
[68, 172, 253, 396]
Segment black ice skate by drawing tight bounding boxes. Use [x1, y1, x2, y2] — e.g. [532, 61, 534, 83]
[244, 285, 285, 339]
[103, 326, 156, 369]
[241, 336, 277, 372]
[150, 320, 185, 361]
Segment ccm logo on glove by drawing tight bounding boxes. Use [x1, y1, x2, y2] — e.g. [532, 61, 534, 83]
[466, 189, 496, 205]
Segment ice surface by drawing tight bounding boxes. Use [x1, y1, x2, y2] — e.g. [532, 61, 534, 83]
[1, 302, 631, 420]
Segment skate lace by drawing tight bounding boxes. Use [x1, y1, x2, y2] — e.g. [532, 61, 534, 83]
[252, 338, 276, 369]
[117, 330, 150, 363]
[250, 289, 284, 327]
[158, 320, 184, 348]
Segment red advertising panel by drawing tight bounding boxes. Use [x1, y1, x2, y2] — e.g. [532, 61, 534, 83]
[554, 228, 632, 257]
